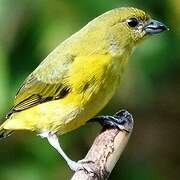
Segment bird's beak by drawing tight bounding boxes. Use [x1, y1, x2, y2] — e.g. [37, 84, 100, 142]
[144, 19, 168, 34]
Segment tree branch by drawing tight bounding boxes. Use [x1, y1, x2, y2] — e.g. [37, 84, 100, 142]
[71, 110, 134, 180]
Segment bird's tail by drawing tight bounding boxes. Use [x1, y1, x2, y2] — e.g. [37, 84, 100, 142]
[0, 128, 13, 139]
[0, 118, 13, 139]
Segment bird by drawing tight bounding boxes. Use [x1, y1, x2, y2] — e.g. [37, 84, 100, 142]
[0, 7, 167, 171]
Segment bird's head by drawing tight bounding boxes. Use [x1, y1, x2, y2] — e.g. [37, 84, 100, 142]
[68, 7, 168, 56]
[91, 7, 168, 51]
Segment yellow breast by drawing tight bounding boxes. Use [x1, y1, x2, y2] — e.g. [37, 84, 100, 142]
[3, 54, 127, 134]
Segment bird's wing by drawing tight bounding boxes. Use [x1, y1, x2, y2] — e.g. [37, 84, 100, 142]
[7, 53, 74, 117]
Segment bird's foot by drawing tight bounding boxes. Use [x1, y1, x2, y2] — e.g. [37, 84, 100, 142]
[90, 110, 133, 133]
[67, 159, 95, 173]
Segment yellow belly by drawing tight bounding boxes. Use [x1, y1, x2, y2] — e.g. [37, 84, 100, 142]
[3, 54, 125, 134]
[4, 74, 119, 134]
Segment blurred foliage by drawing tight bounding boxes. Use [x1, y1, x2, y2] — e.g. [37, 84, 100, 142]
[0, 0, 179, 179]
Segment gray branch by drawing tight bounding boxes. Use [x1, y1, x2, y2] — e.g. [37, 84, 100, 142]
[71, 110, 134, 180]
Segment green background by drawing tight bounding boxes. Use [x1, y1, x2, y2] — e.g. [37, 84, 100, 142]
[0, 0, 179, 179]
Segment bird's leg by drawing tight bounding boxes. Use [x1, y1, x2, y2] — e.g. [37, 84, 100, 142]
[46, 133, 93, 172]
[89, 110, 133, 133]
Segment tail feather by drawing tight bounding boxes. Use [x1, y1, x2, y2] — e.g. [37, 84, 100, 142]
[0, 128, 13, 139]
[0, 117, 14, 139]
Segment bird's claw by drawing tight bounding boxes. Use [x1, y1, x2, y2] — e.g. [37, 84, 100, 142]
[78, 159, 94, 165]
[90, 109, 134, 133]
[114, 109, 134, 132]
[68, 159, 95, 173]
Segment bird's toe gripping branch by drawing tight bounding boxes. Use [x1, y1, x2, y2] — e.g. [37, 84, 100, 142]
[90, 110, 134, 133]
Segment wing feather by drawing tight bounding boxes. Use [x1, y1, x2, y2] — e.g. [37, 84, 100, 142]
[6, 53, 74, 117]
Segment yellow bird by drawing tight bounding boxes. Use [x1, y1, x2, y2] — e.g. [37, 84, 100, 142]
[0, 7, 167, 171]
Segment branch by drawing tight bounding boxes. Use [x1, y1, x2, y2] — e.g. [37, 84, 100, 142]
[71, 110, 134, 180]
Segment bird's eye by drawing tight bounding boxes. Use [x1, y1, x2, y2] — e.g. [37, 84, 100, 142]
[127, 18, 139, 28]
